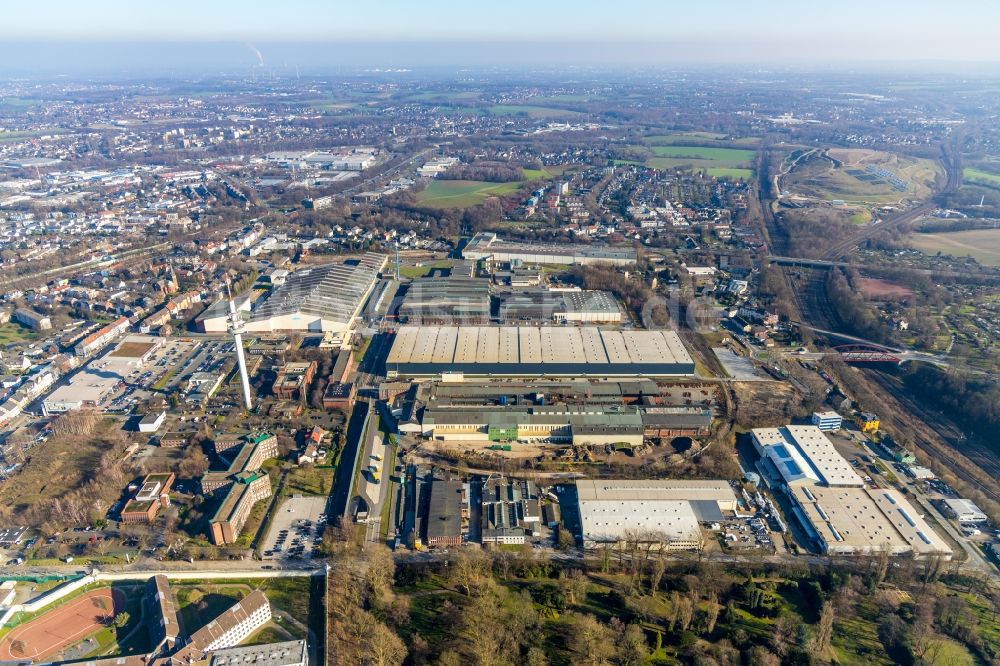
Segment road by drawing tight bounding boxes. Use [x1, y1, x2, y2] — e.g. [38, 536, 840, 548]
[327, 400, 370, 523]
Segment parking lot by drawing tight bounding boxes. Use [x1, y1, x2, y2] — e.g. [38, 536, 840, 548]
[261, 496, 328, 561]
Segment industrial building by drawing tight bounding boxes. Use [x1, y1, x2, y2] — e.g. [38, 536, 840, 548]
[386, 326, 694, 379]
[121, 473, 174, 524]
[497, 290, 622, 324]
[413, 471, 467, 549]
[792, 485, 951, 558]
[424, 379, 661, 407]
[224, 253, 387, 334]
[398, 276, 491, 325]
[463, 232, 636, 266]
[941, 498, 988, 523]
[753, 425, 951, 559]
[480, 477, 542, 545]
[752, 425, 864, 488]
[44, 337, 166, 413]
[272, 361, 317, 401]
[421, 405, 646, 446]
[575, 479, 738, 550]
[811, 410, 843, 431]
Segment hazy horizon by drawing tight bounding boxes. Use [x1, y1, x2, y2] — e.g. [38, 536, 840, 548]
[3, 0, 1000, 77]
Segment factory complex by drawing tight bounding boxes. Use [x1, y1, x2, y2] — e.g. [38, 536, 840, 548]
[752, 425, 951, 558]
[386, 325, 695, 379]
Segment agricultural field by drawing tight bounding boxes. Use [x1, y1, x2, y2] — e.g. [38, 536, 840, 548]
[487, 105, 583, 118]
[785, 148, 942, 203]
[645, 132, 760, 147]
[416, 179, 523, 208]
[909, 228, 1000, 266]
[631, 138, 756, 180]
[963, 167, 1000, 188]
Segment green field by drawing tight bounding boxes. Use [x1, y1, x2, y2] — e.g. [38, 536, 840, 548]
[488, 105, 582, 118]
[646, 133, 760, 147]
[649, 145, 756, 162]
[963, 167, 1000, 188]
[408, 91, 481, 101]
[909, 229, 1000, 266]
[0, 322, 40, 344]
[521, 168, 552, 180]
[417, 180, 523, 208]
[632, 141, 755, 179]
[398, 260, 453, 279]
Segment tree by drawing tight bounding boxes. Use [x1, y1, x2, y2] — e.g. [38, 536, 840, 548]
[566, 612, 615, 666]
[810, 601, 835, 655]
[448, 548, 490, 597]
[648, 557, 666, 596]
[178, 444, 209, 479]
[747, 646, 781, 666]
[112, 611, 130, 628]
[364, 620, 407, 666]
[613, 620, 648, 666]
[559, 569, 589, 606]
[364, 546, 396, 608]
[524, 647, 548, 666]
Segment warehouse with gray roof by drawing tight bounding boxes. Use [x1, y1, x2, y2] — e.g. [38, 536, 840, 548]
[463, 232, 636, 266]
[386, 325, 694, 378]
[245, 253, 386, 333]
[398, 276, 491, 325]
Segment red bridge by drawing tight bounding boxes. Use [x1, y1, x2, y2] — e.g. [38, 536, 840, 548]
[833, 344, 902, 363]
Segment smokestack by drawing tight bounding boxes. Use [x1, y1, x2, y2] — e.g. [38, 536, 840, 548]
[226, 286, 254, 411]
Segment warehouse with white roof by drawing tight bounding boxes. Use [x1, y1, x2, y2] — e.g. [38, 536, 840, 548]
[386, 325, 694, 378]
[753, 424, 951, 559]
[752, 425, 863, 488]
[575, 479, 738, 550]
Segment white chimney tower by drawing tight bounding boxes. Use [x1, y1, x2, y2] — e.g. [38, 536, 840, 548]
[226, 287, 253, 411]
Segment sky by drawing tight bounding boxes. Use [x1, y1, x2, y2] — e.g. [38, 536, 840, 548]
[2, 0, 1000, 74]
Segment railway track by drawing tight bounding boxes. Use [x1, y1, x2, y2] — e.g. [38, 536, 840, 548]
[867, 369, 1000, 504]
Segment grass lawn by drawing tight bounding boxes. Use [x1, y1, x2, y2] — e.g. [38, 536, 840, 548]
[398, 260, 453, 279]
[174, 585, 247, 632]
[0, 322, 40, 344]
[705, 167, 754, 180]
[285, 465, 334, 496]
[963, 167, 1000, 188]
[417, 180, 523, 208]
[646, 133, 760, 147]
[522, 168, 552, 180]
[649, 145, 756, 162]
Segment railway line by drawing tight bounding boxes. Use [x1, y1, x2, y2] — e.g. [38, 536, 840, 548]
[758, 140, 1000, 506]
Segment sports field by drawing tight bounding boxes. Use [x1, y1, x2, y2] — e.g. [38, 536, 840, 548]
[416, 180, 522, 208]
[909, 229, 1000, 266]
[0, 588, 125, 662]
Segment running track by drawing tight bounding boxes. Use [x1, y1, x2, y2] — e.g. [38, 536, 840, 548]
[0, 588, 125, 662]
